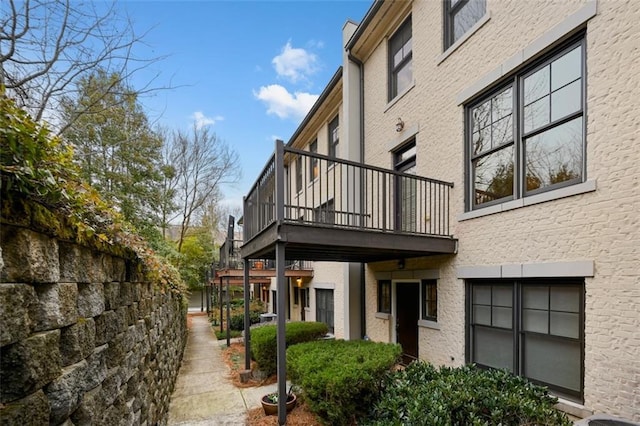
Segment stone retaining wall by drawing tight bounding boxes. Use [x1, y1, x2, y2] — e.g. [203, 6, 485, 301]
[0, 224, 188, 425]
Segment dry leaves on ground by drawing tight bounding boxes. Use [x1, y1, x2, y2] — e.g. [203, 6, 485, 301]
[219, 342, 321, 425]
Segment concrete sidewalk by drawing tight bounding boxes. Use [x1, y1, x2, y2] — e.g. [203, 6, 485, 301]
[167, 313, 277, 425]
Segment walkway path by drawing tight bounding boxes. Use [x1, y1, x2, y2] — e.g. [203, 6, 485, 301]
[167, 313, 277, 425]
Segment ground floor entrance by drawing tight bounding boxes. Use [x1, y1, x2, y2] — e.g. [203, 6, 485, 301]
[396, 282, 419, 364]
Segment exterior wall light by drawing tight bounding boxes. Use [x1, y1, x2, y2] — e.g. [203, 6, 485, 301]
[396, 117, 405, 132]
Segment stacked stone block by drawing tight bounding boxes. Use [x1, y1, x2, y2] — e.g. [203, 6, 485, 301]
[0, 225, 187, 425]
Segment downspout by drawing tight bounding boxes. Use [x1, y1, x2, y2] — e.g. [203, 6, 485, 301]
[348, 52, 367, 339]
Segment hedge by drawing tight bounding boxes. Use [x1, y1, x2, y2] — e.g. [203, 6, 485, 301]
[364, 362, 572, 426]
[250, 321, 328, 376]
[287, 339, 401, 426]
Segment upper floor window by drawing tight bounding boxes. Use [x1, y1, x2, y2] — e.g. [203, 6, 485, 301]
[443, 0, 486, 50]
[389, 16, 412, 100]
[328, 115, 339, 160]
[466, 37, 585, 210]
[309, 139, 318, 180]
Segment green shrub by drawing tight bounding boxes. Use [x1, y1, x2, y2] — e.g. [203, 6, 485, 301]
[364, 362, 571, 426]
[229, 311, 262, 331]
[287, 339, 402, 426]
[250, 321, 328, 376]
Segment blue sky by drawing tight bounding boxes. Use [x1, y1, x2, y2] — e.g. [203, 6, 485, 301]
[120, 0, 372, 209]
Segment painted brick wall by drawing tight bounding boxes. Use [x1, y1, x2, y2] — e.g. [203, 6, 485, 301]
[358, 0, 639, 420]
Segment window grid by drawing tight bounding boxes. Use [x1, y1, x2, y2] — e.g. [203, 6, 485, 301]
[328, 115, 339, 161]
[309, 140, 318, 181]
[389, 16, 412, 100]
[378, 280, 391, 314]
[421, 280, 438, 321]
[467, 36, 585, 210]
[443, 0, 486, 50]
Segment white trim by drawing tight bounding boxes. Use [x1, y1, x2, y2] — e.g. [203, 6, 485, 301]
[456, 0, 597, 105]
[418, 319, 440, 330]
[375, 312, 391, 320]
[458, 180, 597, 221]
[387, 123, 420, 152]
[385, 81, 416, 112]
[456, 260, 595, 279]
[312, 281, 335, 290]
[438, 12, 491, 64]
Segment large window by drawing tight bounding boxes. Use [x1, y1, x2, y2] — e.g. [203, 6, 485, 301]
[377, 280, 391, 314]
[309, 139, 318, 180]
[328, 115, 339, 160]
[468, 279, 584, 400]
[467, 37, 585, 210]
[421, 280, 437, 322]
[394, 141, 417, 232]
[443, 0, 486, 50]
[389, 16, 412, 100]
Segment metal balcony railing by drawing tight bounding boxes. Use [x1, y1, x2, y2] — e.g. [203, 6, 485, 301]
[243, 141, 454, 244]
[218, 239, 312, 270]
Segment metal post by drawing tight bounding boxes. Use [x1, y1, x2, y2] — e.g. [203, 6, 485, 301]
[244, 258, 251, 370]
[226, 276, 231, 347]
[220, 277, 224, 333]
[274, 139, 287, 425]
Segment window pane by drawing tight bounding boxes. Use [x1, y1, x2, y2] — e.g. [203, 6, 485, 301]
[552, 46, 582, 91]
[473, 146, 514, 205]
[473, 305, 491, 325]
[524, 334, 581, 392]
[550, 312, 580, 338]
[492, 306, 512, 328]
[492, 115, 513, 147]
[524, 65, 550, 105]
[523, 308, 548, 333]
[524, 96, 550, 133]
[525, 117, 583, 191]
[492, 87, 513, 120]
[550, 286, 580, 312]
[492, 286, 512, 307]
[551, 80, 581, 121]
[396, 61, 413, 95]
[472, 125, 492, 155]
[473, 285, 491, 305]
[473, 100, 491, 131]
[394, 50, 404, 68]
[453, 0, 486, 42]
[474, 327, 513, 371]
[523, 286, 548, 310]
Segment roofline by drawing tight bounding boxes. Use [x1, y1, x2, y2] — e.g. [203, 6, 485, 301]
[286, 66, 343, 147]
[345, 0, 386, 51]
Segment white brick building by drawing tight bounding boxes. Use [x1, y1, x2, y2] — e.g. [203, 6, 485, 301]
[241, 0, 639, 420]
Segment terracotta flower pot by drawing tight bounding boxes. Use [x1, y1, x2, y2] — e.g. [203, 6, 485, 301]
[260, 393, 297, 416]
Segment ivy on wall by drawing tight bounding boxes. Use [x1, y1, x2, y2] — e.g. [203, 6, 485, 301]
[0, 89, 185, 294]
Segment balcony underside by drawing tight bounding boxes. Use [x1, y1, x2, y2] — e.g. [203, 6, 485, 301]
[240, 222, 457, 263]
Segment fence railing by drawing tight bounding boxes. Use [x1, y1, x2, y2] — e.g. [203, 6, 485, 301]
[243, 141, 454, 244]
[217, 239, 312, 270]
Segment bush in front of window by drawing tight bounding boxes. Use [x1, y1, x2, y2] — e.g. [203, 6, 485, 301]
[250, 321, 328, 376]
[365, 362, 571, 426]
[287, 339, 402, 426]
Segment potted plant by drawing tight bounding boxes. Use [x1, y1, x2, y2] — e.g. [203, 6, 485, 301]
[260, 387, 297, 416]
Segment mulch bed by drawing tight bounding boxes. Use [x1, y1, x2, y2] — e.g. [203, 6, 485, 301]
[219, 341, 321, 425]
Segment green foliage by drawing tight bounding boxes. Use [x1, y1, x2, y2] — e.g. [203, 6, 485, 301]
[250, 322, 328, 376]
[229, 311, 262, 331]
[215, 330, 242, 340]
[61, 70, 167, 231]
[287, 339, 401, 426]
[0, 90, 185, 296]
[364, 362, 571, 426]
[173, 230, 216, 290]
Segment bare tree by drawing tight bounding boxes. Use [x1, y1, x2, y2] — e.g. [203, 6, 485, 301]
[165, 125, 241, 252]
[0, 0, 165, 132]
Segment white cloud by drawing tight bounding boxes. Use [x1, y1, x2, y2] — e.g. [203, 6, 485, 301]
[272, 41, 318, 84]
[191, 111, 223, 129]
[254, 84, 319, 121]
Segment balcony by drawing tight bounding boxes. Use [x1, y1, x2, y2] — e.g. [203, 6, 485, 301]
[215, 239, 313, 285]
[241, 141, 457, 263]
